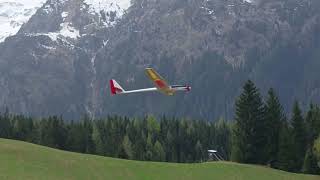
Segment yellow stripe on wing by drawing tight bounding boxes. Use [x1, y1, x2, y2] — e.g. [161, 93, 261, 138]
[146, 68, 162, 81]
[145, 68, 174, 95]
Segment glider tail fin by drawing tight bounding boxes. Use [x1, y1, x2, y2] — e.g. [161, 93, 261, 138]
[110, 79, 125, 95]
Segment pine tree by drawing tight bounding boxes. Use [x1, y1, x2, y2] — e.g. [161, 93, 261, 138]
[231, 80, 266, 164]
[305, 104, 320, 147]
[132, 119, 146, 160]
[12, 117, 23, 140]
[39, 118, 54, 147]
[92, 121, 104, 155]
[215, 119, 231, 160]
[0, 110, 11, 138]
[146, 115, 160, 138]
[30, 120, 40, 144]
[65, 122, 83, 152]
[314, 136, 320, 165]
[166, 130, 176, 162]
[276, 121, 295, 172]
[145, 133, 153, 161]
[153, 140, 165, 162]
[265, 88, 285, 166]
[291, 101, 307, 172]
[122, 135, 134, 159]
[82, 116, 94, 154]
[195, 140, 203, 162]
[302, 148, 320, 174]
[51, 116, 67, 149]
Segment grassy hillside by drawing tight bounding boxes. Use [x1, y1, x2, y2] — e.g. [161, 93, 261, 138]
[0, 138, 318, 180]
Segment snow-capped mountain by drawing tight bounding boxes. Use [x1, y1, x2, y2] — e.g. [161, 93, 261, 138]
[0, 0, 320, 120]
[0, 0, 133, 119]
[85, 0, 130, 26]
[0, 0, 46, 42]
[0, 0, 131, 43]
[17, 0, 131, 45]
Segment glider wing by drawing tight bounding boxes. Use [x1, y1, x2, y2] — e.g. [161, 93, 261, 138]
[145, 68, 174, 95]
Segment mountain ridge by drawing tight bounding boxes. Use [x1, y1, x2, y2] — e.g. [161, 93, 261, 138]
[0, 0, 320, 120]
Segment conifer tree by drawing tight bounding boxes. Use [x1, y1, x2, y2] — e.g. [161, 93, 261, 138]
[0, 110, 11, 138]
[302, 148, 320, 174]
[12, 117, 23, 140]
[166, 130, 176, 162]
[195, 140, 203, 162]
[29, 120, 40, 144]
[276, 120, 295, 171]
[92, 121, 104, 155]
[265, 88, 285, 166]
[153, 140, 165, 162]
[305, 104, 320, 147]
[232, 80, 266, 164]
[314, 136, 320, 165]
[145, 133, 153, 161]
[122, 135, 134, 159]
[291, 101, 307, 172]
[132, 119, 146, 160]
[215, 118, 231, 160]
[65, 122, 83, 152]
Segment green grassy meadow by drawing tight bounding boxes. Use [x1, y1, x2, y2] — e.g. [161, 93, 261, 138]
[0, 138, 318, 180]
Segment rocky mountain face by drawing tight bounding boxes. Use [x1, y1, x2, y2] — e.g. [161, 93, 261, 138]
[0, 0, 320, 120]
[0, 0, 127, 118]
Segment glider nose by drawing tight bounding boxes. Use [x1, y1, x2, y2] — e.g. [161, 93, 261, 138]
[186, 85, 191, 92]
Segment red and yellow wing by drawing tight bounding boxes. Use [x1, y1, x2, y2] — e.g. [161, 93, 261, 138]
[145, 68, 174, 95]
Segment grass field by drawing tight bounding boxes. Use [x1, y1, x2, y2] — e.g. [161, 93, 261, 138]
[0, 138, 319, 180]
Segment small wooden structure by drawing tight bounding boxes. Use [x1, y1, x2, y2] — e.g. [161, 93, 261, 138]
[207, 150, 224, 161]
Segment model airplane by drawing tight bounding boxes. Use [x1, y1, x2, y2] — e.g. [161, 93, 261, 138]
[110, 68, 191, 96]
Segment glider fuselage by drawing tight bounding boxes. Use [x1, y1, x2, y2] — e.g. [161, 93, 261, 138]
[116, 85, 191, 95]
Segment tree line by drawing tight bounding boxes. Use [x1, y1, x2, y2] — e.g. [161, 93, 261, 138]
[0, 113, 231, 163]
[0, 80, 319, 174]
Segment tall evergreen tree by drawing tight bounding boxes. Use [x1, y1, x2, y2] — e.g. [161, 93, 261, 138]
[302, 147, 320, 174]
[264, 88, 285, 166]
[165, 130, 176, 162]
[291, 101, 307, 172]
[39, 118, 54, 147]
[195, 140, 204, 162]
[145, 133, 153, 161]
[214, 118, 231, 160]
[305, 104, 320, 147]
[153, 140, 165, 162]
[52, 116, 67, 149]
[92, 121, 105, 155]
[231, 80, 266, 164]
[0, 110, 12, 138]
[132, 119, 146, 160]
[122, 135, 134, 159]
[65, 122, 84, 152]
[314, 136, 320, 164]
[276, 120, 296, 172]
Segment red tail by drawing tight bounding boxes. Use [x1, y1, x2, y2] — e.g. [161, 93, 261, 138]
[110, 80, 116, 95]
[109, 79, 125, 95]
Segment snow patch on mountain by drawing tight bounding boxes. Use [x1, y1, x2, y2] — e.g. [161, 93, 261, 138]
[58, 22, 79, 39]
[30, 22, 80, 42]
[61, 11, 68, 19]
[0, 0, 46, 42]
[84, 0, 131, 26]
[243, 0, 253, 3]
[41, 0, 70, 15]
